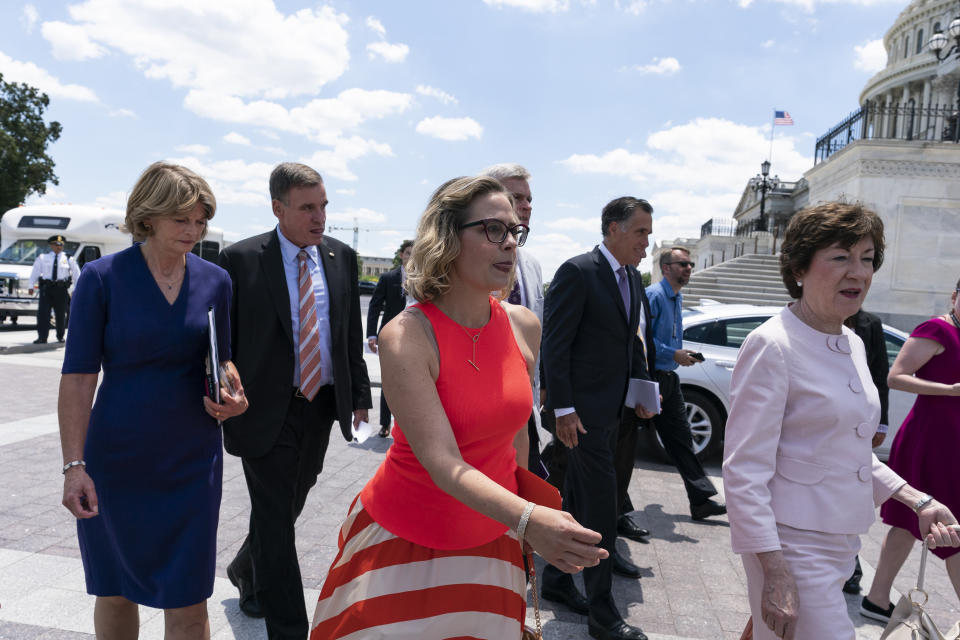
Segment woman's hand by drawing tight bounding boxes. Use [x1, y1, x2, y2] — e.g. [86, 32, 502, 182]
[918, 500, 960, 549]
[758, 551, 799, 639]
[62, 467, 99, 519]
[521, 506, 608, 574]
[203, 360, 249, 421]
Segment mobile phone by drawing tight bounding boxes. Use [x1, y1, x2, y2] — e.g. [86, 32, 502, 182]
[690, 352, 705, 362]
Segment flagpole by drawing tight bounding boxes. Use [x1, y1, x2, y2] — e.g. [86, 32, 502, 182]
[768, 108, 775, 163]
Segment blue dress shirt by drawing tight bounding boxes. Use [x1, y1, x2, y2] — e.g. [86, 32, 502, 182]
[645, 277, 683, 372]
[276, 227, 334, 387]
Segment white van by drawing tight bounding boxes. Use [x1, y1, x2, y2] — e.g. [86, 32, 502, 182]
[0, 204, 228, 324]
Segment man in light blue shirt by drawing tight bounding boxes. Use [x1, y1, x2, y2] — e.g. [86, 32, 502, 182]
[645, 246, 725, 521]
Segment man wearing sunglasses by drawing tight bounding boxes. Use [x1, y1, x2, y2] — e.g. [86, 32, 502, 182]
[645, 247, 726, 521]
[481, 163, 550, 478]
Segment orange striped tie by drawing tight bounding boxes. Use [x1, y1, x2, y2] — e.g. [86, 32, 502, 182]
[298, 250, 322, 401]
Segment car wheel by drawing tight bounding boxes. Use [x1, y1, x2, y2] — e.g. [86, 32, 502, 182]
[646, 388, 724, 462]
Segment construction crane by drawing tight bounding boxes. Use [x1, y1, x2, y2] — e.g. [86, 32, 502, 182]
[326, 218, 371, 251]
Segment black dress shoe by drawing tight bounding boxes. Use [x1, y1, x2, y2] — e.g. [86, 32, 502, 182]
[227, 562, 264, 618]
[616, 515, 650, 542]
[588, 616, 648, 640]
[33, 338, 47, 344]
[690, 498, 727, 521]
[541, 582, 589, 615]
[610, 551, 642, 579]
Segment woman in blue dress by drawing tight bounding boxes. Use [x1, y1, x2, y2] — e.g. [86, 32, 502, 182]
[58, 162, 248, 639]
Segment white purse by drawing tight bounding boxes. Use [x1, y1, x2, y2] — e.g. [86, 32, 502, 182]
[881, 542, 960, 640]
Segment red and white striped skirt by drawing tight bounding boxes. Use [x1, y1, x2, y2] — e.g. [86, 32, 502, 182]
[310, 495, 527, 639]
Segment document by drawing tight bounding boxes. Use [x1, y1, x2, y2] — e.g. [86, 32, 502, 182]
[624, 377, 660, 414]
[205, 307, 222, 425]
[351, 420, 374, 444]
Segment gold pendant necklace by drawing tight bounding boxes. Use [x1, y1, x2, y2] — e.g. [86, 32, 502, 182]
[460, 325, 484, 371]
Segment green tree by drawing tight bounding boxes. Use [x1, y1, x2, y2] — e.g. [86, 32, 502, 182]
[641, 271, 652, 287]
[0, 73, 62, 216]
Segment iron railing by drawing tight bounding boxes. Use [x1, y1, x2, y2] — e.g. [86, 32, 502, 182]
[700, 218, 736, 238]
[815, 100, 960, 164]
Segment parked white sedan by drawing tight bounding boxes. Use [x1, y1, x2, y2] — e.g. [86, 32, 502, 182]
[646, 302, 911, 462]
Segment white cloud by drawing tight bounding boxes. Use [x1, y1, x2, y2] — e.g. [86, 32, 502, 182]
[416, 84, 458, 105]
[41, 21, 106, 60]
[336, 188, 357, 195]
[365, 16, 386, 37]
[738, 0, 902, 12]
[415, 116, 483, 141]
[223, 132, 252, 146]
[109, 107, 136, 118]
[525, 232, 594, 283]
[301, 136, 394, 181]
[761, 39, 775, 48]
[22, 4, 39, 33]
[628, 57, 681, 75]
[0, 50, 99, 102]
[183, 88, 413, 144]
[483, 0, 570, 11]
[854, 38, 886, 73]
[327, 207, 388, 224]
[542, 216, 601, 234]
[616, 0, 647, 15]
[167, 155, 274, 208]
[93, 190, 128, 209]
[175, 144, 211, 155]
[53, 0, 350, 99]
[367, 41, 409, 63]
[560, 117, 812, 240]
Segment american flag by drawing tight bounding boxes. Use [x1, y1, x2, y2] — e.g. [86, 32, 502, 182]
[774, 110, 794, 126]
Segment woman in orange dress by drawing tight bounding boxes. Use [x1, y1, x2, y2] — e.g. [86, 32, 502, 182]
[310, 176, 606, 639]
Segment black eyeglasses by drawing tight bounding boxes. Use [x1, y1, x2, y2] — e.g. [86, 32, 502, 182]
[461, 218, 529, 247]
[665, 260, 694, 269]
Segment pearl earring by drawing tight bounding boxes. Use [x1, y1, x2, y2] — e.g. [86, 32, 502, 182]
[796, 280, 802, 287]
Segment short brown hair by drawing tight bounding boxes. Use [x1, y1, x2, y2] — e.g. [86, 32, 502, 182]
[405, 176, 512, 303]
[659, 246, 690, 270]
[779, 201, 885, 299]
[269, 162, 323, 204]
[124, 162, 216, 242]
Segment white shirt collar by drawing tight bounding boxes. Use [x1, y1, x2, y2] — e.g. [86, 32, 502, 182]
[276, 226, 319, 265]
[598, 241, 624, 275]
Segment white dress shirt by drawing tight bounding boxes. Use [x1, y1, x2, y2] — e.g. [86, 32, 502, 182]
[29, 250, 80, 288]
[276, 227, 334, 388]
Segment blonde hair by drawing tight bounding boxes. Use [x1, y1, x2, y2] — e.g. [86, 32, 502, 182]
[405, 176, 515, 303]
[124, 162, 216, 242]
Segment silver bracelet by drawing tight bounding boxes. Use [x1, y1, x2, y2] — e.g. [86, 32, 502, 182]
[62, 460, 86, 474]
[913, 493, 934, 514]
[517, 502, 535, 546]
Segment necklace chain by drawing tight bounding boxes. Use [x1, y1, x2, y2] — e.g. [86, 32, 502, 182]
[460, 325, 484, 371]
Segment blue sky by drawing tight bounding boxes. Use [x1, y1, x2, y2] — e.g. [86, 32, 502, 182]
[1, 0, 904, 278]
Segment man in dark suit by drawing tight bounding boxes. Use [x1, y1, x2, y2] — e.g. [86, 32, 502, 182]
[540, 197, 656, 640]
[219, 163, 371, 640]
[366, 239, 412, 437]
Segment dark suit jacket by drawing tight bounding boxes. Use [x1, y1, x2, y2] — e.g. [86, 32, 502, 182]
[543, 245, 643, 427]
[218, 230, 372, 458]
[850, 309, 890, 425]
[366, 266, 405, 337]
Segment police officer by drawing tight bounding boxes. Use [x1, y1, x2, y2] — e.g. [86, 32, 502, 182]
[28, 235, 79, 344]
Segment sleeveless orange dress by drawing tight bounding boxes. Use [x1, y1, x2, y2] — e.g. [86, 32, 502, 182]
[311, 296, 533, 639]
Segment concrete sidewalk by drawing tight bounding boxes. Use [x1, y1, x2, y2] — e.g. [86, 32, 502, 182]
[1, 326, 957, 639]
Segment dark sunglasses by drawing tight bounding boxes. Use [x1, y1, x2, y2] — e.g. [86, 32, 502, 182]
[665, 260, 695, 269]
[461, 218, 529, 247]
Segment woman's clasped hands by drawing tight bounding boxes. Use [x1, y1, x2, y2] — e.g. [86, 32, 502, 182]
[202, 360, 248, 421]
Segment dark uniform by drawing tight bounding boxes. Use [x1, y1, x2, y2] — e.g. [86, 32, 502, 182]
[29, 235, 79, 344]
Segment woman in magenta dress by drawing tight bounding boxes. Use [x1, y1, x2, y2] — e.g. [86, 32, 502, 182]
[864, 276, 960, 619]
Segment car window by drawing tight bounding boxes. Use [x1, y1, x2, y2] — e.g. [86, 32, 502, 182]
[724, 317, 769, 349]
[883, 331, 904, 368]
[683, 319, 724, 346]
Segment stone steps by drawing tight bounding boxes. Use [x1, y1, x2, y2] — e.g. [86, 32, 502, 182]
[683, 253, 791, 308]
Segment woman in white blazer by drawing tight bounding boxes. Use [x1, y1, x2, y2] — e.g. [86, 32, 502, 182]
[722, 202, 960, 640]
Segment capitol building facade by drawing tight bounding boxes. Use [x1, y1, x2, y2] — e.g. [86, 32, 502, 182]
[663, 0, 960, 331]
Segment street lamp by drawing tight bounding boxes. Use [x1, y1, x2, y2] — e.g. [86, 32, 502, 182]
[928, 16, 960, 140]
[752, 160, 778, 232]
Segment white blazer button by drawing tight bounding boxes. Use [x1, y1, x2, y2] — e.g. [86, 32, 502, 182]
[849, 377, 863, 393]
[856, 422, 873, 438]
[858, 466, 871, 482]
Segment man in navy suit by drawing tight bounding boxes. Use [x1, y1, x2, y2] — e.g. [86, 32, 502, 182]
[540, 197, 656, 640]
[219, 163, 371, 639]
[366, 239, 413, 437]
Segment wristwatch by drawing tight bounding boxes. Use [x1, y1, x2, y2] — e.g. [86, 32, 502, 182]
[913, 493, 934, 513]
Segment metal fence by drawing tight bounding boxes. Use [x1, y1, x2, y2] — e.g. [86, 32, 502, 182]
[700, 218, 737, 238]
[815, 101, 959, 164]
